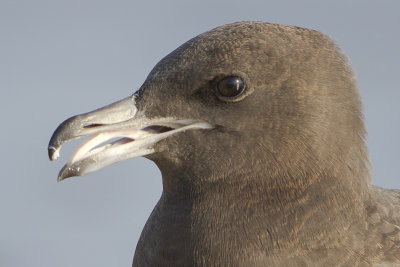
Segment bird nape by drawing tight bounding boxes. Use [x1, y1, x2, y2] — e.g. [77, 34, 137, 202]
[48, 22, 400, 266]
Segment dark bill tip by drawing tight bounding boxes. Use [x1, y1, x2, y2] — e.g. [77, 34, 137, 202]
[57, 164, 80, 182]
[48, 115, 83, 162]
[57, 157, 97, 181]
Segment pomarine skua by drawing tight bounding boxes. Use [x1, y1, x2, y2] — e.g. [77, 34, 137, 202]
[48, 22, 400, 266]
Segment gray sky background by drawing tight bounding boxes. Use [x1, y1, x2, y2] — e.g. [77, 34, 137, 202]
[1, 1, 399, 266]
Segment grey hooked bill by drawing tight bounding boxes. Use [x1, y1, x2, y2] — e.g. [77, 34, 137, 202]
[48, 95, 213, 181]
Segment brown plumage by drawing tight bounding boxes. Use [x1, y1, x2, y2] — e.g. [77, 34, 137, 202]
[48, 22, 400, 266]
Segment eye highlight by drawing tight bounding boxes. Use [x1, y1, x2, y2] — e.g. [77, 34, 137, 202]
[215, 76, 246, 98]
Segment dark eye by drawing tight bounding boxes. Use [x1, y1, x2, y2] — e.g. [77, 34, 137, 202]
[216, 76, 245, 98]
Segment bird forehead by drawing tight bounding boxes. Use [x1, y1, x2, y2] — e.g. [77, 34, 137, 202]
[153, 23, 284, 70]
[148, 23, 323, 83]
[145, 38, 269, 88]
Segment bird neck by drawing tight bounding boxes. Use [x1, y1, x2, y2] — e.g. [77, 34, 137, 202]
[158, 165, 370, 257]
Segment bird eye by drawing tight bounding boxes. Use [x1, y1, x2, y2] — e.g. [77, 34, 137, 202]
[216, 76, 245, 98]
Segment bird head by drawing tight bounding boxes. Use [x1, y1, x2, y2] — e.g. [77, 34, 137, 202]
[49, 22, 368, 196]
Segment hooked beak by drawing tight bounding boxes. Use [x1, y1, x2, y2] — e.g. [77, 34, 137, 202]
[48, 95, 213, 181]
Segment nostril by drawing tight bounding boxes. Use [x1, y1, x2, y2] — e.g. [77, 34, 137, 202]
[142, 125, 174, 134]
[84, 123, 104, 128]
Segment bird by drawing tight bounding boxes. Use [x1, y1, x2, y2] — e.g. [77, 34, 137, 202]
[48, 22, 400, 266]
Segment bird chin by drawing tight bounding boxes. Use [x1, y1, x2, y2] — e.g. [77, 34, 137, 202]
[48, 95, 213, 181]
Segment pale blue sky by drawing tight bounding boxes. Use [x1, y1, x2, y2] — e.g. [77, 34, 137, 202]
[1, 1, 399, 266]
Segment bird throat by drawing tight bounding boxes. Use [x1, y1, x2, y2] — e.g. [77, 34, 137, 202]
[146, 165, 369, 263]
